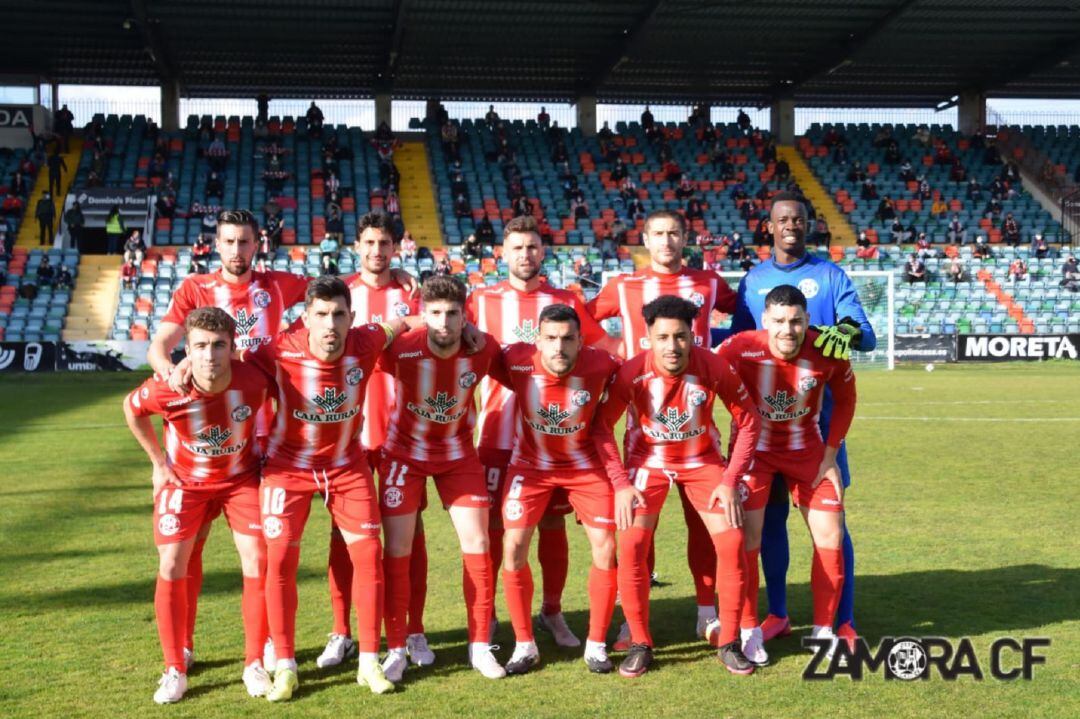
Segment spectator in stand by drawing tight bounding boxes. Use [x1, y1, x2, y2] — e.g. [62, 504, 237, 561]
[641, 105, 655, 130]
[947, 214, 966, 244]
[454, 194, 471, 218]
[915, 232, 935, 258]
[35, 192, 55, 247]
[148, 152, 168, 181]
[984, 196, 1003, 220]
[385, 188, 400, 217]
[966, 177, 982, 202]
[916, 177, 932, 200]
[2, 192, 24, 217]
[1008, 258, 1028, 282]
[1032, 233, 1050, 259]
[256, 228, 272, 271]
[441, 120, 460, 161]
[325, 206, 345, 244]
[37, 255, 54, 286]
[898, 160, 915, 182]
[663, 158, 682, 185]
[1002, 213, 1022, 246]
[318, 233, 340, 267]
[890, 219, 911, 245]
[736, 107, 751, 132]
[537, 106, 550, 128]
[973, 234, 992, 260]
[398, 231, 417, 261]
[855, 230, 878, 259]
[685, 197, 704, 221]
[860, 177, 878, 201]
[674, 174, 694, 200]
[205, 171, 224, 200]
[576, 257, 593, 283]
[950, 158, 967, 183]
[55, 264, 73, 290]
[872, 126, 892, 148]
[627, 196, 646, 220]
[475, 214, 495, 245]
[1062, 256, 1079, 291]
[883, 142, 901, 165]
[306, 101, 324, 138]
[875, 196, 896, 222]
[809, 218, 832, 247]
[435, 256, 452, 276]
[570, 194, 589, 219]
[989, 177, 1006, 200]
[46, 150, 67, 198]
[64, 200, 84, 251]
[513, 195, 532, 218]
[913, 125, 931, 147]
[54, 104, 75, 151]
[11, 169, 28, 197]
[325, 170, 340, 196]
[774, 156, 790, 183]
[121, 257, 139, 290]
[123, 229, 146, 266]
[463, 232, 481, 260]
[320, 252, 339, 276]
[947, 255, 968, 283]
[485, 105, 499, 126]
[618, 175, 637, 203]
[930, 196, 948, 218]
[847, 161, 866, 182]
[904, 253, 927, 283]
[206, 135, 228, 172]
[200, 208, 218, 241]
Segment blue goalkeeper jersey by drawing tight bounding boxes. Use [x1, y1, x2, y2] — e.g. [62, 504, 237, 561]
[730, 253, 877, 350]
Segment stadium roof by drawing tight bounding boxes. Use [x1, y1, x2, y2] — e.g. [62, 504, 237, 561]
[4, 0, 1080, 106]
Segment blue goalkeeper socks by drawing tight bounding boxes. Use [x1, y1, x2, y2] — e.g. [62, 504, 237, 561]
[836, 523, 856, 628]
[760, 485, 790, 619]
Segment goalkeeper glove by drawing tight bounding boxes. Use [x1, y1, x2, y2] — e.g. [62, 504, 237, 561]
[812, 317, 861, 360]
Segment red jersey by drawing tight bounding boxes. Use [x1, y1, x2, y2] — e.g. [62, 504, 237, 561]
[344, 273, 420, 449]
[587, 266, 737, 357]
[249, 324, 391, 472]
[380, 328, 501, 463]
[498, 343, 620, 471]
[466, 280, 609, 452]
[163, 269, 308, 354]
[125, 363, 272, 484]
[594, 346, 760, 489]
[715, 330, 856, 452]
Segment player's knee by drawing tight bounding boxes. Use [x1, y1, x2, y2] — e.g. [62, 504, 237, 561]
[158, 550, 188, 580]
[590, 532, 616, 570]
[502, 534, 530, 570]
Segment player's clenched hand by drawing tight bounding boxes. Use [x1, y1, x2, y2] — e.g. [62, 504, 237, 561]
[462, 322, 486, 354]
[390, 268, 420, 299]
[151, 462, 182, 500]
[710, 483, 743, 528]
[614, 486, 645, 531]
[812, 454, 844, 503]
[167, 357, 193, 394]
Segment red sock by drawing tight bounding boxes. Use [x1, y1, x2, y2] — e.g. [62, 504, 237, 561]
[347, 539, 384, 654]
[185, 536, 207, 650]
[383, 554, 411, 650]
[811, 546, 845, 627]
[265, 543, 300, 659]
[711, 528, 746, 646]
[241, 575, 268, 664]
[741, 548, 761, 629]
[647, 535, 656, 576]
[326, 527, 353, 637]
[488, 524, 504, 603]
[617, 526, 654, 646]
[463, 552, 494, 643]
[501, 566, 535, 642]
[538, 525, 568, 615]
[587, 565, 618, 643]
[407, 529, 428, 635]
[682, 495, 717, 606]
[155, 576, 188, 672]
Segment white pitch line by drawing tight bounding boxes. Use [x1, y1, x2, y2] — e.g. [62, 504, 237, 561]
[856, 416, 1080, 422]
[859, 399, 1071, 406]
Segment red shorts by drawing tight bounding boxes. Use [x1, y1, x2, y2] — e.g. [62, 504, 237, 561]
[502, 466, 615, 530]
[378, 453, 491, 517]
[740, 446, 843, 512]
[628, 464, 726, 518]
[480, 447, 572, 516]
[153, 473, 262, 545]
[260, 462, 382, 543]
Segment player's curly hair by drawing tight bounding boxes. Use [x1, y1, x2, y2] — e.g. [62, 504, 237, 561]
[538, 303, 580, 331]
[642, 294, 699, 327]
[769, 190, 807, 216]
[421, 274, 467, 307]
[356, 211, 398, 242]
[764, 284, 808, 310]
[217, 209, 260, 237]
[305, 275, 352, 309]
[184, 306, 237, 343]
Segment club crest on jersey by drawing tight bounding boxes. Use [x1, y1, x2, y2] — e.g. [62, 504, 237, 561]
[798, 376, 818, 393]
[737, 482, 750, 504]
[638, 337, 652, 350]
[253, 289, 272, 308]
[346, 367, 365, 386]
[688, 389, 707, 407]
[232, 405, 252, 422]
[182, 425, 246, 456]
[643, 406, 704, 441]
[513, 320, 540, 344]
[158, 513, 180, 537]
[528, 402, 585, 436]
[761, 389, 811, 421]
[383, 486, 404, 509]
[294, 387, 360, 423]
[504, 499, 524, 521]
[393, 301, 411, 318]
[263, 516, 283, 540]
[458, 371, 478, 389]
[407, 391, 467, 424]
[571, 389, 591, 407]
[798, 278, 820, 299]
[686, 291, 705, 308]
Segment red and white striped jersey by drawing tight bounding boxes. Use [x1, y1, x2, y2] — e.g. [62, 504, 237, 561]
[249, 324, 390, 474]
[587, 266, 737, 357]
[125, 362, 271, 484]
[594, 346, 760, 489]
[344, 273, 419, 450]
[466, 280, 608, 452]
[715, 330, 856, 452]
[163, 269, 308, 354]
[498, 343, 620, 471]
[380, 328, 501, 463]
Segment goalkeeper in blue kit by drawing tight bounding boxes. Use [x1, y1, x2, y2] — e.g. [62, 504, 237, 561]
[728, 191, 876, 651]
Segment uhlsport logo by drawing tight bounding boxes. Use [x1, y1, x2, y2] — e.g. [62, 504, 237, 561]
[803, 636, 1050, 681]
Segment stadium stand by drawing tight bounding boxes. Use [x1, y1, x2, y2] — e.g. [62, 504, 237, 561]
[0, 247, 80, 343]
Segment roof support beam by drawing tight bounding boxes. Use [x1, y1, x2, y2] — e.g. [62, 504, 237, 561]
[580, 0, 665, 97]
[130, 0, 181, 89]
[971, 34, 1080, 94]
[382, 0, 410, 88]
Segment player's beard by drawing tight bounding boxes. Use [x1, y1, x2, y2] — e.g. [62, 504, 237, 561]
[429, 329, 461, 351]
[224, 256, 251, 277]
[509, 262, 540, 283]
[363, 256, 388, 275]
[542, 352, 573, 375]
[318, 332, 343, 355]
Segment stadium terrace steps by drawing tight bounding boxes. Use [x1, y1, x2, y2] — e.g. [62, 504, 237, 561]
[63, 256, 121, 341]
[16, 142, 84, 249]
[394, 141, 442, 247]
[977, 269, 1035, 334]
[777, 145, 856, 246]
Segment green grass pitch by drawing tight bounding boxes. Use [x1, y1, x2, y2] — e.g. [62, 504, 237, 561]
[0, 364, 1077, 718]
